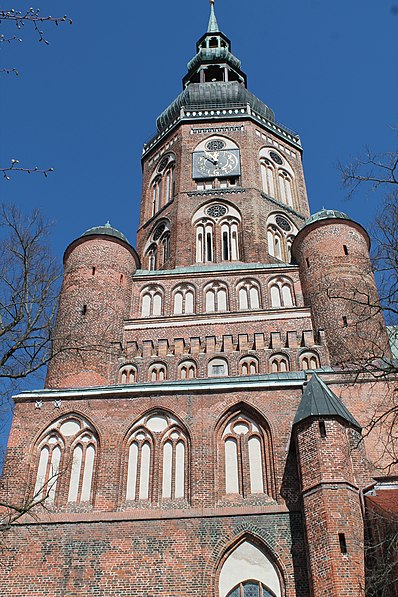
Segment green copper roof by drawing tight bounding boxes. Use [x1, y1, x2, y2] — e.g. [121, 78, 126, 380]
[81, 222, 130, 244]
[187, 46, 241, 73]
[305, 209, 351, 226]
[293, 374, 361, 429]
[154, 1, 278, 134]
[208, 1, 219, 33]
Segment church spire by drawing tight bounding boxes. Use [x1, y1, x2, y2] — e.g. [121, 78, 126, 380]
[207, 0, 220, 33]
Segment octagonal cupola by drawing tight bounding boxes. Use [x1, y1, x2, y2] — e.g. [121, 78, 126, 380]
[183, 0, 247, 88]
[156, 1, 275, 134]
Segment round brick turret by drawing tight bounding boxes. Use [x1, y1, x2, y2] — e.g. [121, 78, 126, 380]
[292, 209, 390, 367]
[46, 224, 140, 388]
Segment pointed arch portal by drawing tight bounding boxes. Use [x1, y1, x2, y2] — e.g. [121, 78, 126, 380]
[219, 541, 281, 597]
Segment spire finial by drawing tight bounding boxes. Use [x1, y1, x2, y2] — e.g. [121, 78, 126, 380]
[207, 0, 219, 33]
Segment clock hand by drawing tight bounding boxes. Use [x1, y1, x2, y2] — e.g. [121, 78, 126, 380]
[204, 151, 217, 165]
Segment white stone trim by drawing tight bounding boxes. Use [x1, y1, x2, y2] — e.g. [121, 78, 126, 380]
[125, 307, 311, 330]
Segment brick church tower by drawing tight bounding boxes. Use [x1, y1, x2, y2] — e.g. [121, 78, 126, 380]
[1, 3, 397, 596]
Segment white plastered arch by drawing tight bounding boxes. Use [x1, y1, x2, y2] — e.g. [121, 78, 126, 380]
[192, 201, 241, 225]
[219, 540, 281, 597]
[194, 135, 239, 153]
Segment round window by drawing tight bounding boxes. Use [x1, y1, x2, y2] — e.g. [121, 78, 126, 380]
[269, 151, 283, 165]
[275, 215, 292, 231]
[206, 205, 227, 218]
[206, 139, 226, 151]
[157, 156, 170, 172]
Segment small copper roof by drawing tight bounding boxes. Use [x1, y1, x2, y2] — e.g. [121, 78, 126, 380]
[81, 221, 130, 244]
[294, 373, 361, 429]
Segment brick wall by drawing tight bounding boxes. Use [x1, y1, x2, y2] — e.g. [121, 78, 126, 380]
[293, 219, 391, 367]
[137, 119, 309, 270]
[46, 236, 137, 389]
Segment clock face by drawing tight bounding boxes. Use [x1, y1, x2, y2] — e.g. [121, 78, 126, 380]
[193, 149, 241, 179]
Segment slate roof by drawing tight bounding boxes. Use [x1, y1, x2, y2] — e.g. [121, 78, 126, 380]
[156, 82, 275, 133]
[293, 373, 361, 429]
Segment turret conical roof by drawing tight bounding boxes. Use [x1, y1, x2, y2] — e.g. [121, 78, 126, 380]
[293, 374, 361, 429]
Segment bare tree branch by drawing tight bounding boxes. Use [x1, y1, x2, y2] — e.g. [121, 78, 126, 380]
[1, 6, 71, 173]
[0, 8, 72, 45]
[364, 495, 398, 596]
[0, 204, 61, 406]
[339, 143, 398, 476]
[0, 160, 54, 180]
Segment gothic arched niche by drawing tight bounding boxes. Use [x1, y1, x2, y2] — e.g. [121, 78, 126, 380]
[124, 410, 190, 503]
[144, 219, 171, 271]
[192, 201, 241, 264]
[217, 404, 276, 500]
[259, 147, 295, 209]
[266, 212, 298, 264]
[219, 540, 281, 597]
[33, 413, 98, 506]
[148, 153, 176, 217]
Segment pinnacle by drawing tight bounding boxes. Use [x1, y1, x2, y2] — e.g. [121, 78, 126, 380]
[207, 0, 220, 33]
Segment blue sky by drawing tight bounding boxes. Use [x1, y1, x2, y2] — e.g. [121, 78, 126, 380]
[0, 0, 397, 448]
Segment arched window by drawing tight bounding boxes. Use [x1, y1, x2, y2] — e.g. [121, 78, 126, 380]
[238, 280, 261, 310]
[149, 154, 176, 217]
[239, 357, 258, 376]
[260, 158, 275, 198]
[193, 202, 241, 264]
[220, 410, 275, 498]
[267, 227, 282, 260]
[68, 433, 96, 504]
[151, 177, 161, 216]
[34, 416, 98, 506]
[164, 165, 175, 205]
[119, 365, 137, 384]
[148, 363, 167, 382]
[147, 244, 157, 271]
[219, 540, 281, 597]
[227, 581, 277, 597]
[173, 285, 195, 315]
[269, 354, 290, 373]
[278, 170, 293, 207]
[178, 360, 197, 379]
[299, 351, 319, 370]
[205, 282, 228, 313]
[208, 357, 229, 377]
[144, 220, 171, 271]
[141, 286, 164, 317]
[266, 213, 298, 263]
[269, 278, 295, 308]
[160, 232, 170, 265]
[259, 148, 296, 209]
[286, 235, 294, 261]
[34, 435, 63, 505]
[125, 412, 189, 502]
[221, 219, 239, 261]
[196, 221, 214, 263]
